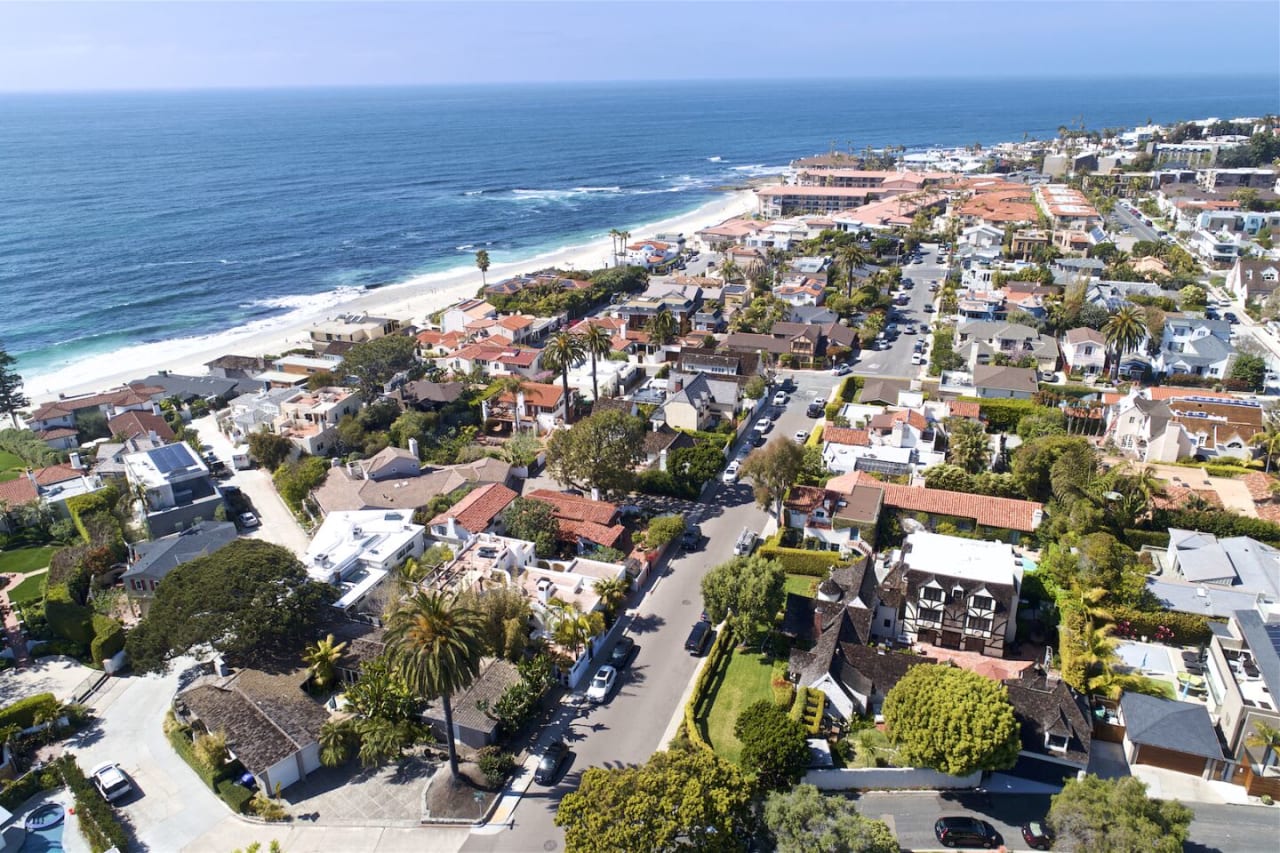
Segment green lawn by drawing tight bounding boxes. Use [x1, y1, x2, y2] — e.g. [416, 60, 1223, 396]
[6, 569, 48, 605]
[0, 450, 24, 483]
[702, 648, 777, 764]
[784, 574, 816, 599]
[0, 546, 56, 576]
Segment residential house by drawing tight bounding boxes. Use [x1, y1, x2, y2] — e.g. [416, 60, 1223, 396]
[123, 443, 222, 537]
[1198, 168, 1278, 191]
[624, 240, 679, 270]
[204, 354, 269, 380]
[269, 354, 343, 379]
[428, 483, 519, 545]
[121, 521, 238, 616]
[0, 462, 108, 533]
[131, 372, 242, 405]
[440, 298, 498, 334]
[744, 218, 811, 251]
[1158, 315, 1234, 378]
[821, 425, 914, 477]
[424, 659, 523, 748]
[973, 365, 1039, 399]
[1227, 259, 1280, 304]
[1009, 229, 1052, 260]
[1159, 530, 1280, 617]
[773, 276, 826, 307]
[650, 372, 741, 432]
[1003, 671, 1093, 784]
[304, 509, 425, 614]
[613, 283, 701, 331]
[389, 380, 467, 412]
[783, 484, 881, 557]
[875, 531, 1023, 657]
[107, 410, 175, 443]
[24, 383, 163, 438]
[220, 387, 298, 446]
[483, 270, 591, 299]
[307, 313, 402, 355]
[444, 342, 543, 379]
[526, 488, 628, 555]
[956, 187, 1039, 227]
[695, 217, 765, 250]
[175, 667, 328, 793]
[960, 223, 1005, 250]
[275, 386, 362, 456]
[1116, 693, 1225, 777]
[1202, 609, 1280, 794]
[642, 423, 697, 473]
[1188, 229, 1241, 266]
[482, 381, 568, 433]
[312, 455, 512, 516]
[954, 321, 1059, 374]
[832, 192, 948, 232]
[1061, 327, 1107, 377]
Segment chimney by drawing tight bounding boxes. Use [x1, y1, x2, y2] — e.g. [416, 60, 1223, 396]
[536, 577, 554, 604]
[148, 430, 159, 443]
[69, 452, 83, 471]
[446, 516, 459, 540]
[672, 378, 683, 393]
[26, 468, 38, 491]
[152, 402, 162, 415]
[408, 437, 420, 459]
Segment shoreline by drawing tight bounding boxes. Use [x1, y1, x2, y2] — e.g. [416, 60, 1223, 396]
[26, 189, 758, 404]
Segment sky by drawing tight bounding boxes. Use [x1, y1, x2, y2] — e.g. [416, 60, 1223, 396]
[1, 0, 1278, 92]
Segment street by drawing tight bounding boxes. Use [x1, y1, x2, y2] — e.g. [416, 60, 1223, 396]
[464, 370, 841, 853]
[1111, 202, 1162, 245]
[853, 243, 947, 382]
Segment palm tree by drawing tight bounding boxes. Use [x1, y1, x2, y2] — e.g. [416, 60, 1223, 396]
[549, 601, 604, 658]
[1102, 305, 1148, 382]
[580, 322, 613, 403]
[1246, 721, 1280, 771]
[645, 308, 678, 348]
[384, 590, 486, 778]
[318, 719, 357, 767]
[608, 229, 622, 267]
[494, 374, 530, 433]
[836, 243, 871, 298]
[303, 633, 348, 692]
[475, 250, 491, 288]
[718, 257, 741, 284]
[593, 576, 630, 617]
[1251, 421, 1280, 473]
[543, 331, 587, 424]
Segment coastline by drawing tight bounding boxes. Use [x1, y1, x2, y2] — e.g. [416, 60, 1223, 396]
[26, 189, 757, 404]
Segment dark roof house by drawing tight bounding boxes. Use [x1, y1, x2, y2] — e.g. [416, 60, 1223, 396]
[122, 520, 239, 614]
[1119, 693, 1224, 776]
[424, 659, 522, 748]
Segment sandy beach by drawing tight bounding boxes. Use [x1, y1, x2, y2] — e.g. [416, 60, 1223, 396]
[27, 189, 757, 404]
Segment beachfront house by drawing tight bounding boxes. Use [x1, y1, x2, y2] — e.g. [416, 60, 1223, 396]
[307, 313, 403, 356]
[274, 386, 363, 456]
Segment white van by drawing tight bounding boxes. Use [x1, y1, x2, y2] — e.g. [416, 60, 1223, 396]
[733, 528, 757, 556]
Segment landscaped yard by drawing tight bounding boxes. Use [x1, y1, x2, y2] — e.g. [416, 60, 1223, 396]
[784, 573, 816, 599]
[0, 450, 24, 483]
[0, 546, 56, 576]
[6, 569, 48, 605]
[702, 647, 778, 764]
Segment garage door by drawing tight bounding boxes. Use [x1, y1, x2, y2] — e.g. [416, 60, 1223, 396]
[1135, 745, 1208, 776]
[1007, 755, 1079, 787]
[265, 754, 301, 791]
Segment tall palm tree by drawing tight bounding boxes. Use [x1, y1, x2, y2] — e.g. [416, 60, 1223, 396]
[303, 634, 348, 692]
[593, 576, 630, 617]
[607, 229, 621, 267]
[836, 243, 871, 298]
[1102, 305, 1148, 382]
[384, 589, 486, 778]
[475, 250, 491, 288]
[494, 374, 530, 433]
[549, 601, 605, 658]
[580, 322, 614, 403]
[1251, 421, 1280, 473]
[718, 257, 741, 284]
[645, 308, 678, 348]
[543, 331, 587, 424]
[1246, 721, 1280, 771]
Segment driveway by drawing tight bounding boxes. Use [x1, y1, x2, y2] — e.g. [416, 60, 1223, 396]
[190, 413, 313, 556]
[0, 655, 98, 705]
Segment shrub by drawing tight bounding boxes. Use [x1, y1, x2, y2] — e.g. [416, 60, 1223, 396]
[643, 514, 686, 548]
[0, 765, 61, 811]
[476, 746, 517, 788]
[0, 693, 60, 730]
[43, 582, 93, 647]
[758, 534, 849, 576]
[215, 777, 254, 814]
[956, 397, 1052, 433]
[1109, 606, 1213, 646]
[54, 755, 131, 853]
[89, 614, 125, 664]
[1123, 529, 1171, 549]
[248, 791, 290, 821]
[683, 626, 732, 751]
[1150, 509, 1280, 544]
[789, 687, 809, 722]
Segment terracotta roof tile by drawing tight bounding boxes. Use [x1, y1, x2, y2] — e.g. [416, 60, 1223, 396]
[526, 489, 618, 526]
[430, 483, 518, 531]
[1242, 472, 1277, 503]
[108, 410, 176, 441]
[946, 400, 982, 419]
[823, 426, 870, 446]
[834, 471, 1043, 533]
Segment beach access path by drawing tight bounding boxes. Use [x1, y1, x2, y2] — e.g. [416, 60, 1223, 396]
[28, 190, 757, 404]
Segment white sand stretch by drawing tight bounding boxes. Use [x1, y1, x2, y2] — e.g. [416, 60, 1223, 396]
[28, 190, 757, 404]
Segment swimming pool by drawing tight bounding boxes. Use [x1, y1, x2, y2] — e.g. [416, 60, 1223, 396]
[1115, 640, 1175, 677]
[21, 803, 65, 852]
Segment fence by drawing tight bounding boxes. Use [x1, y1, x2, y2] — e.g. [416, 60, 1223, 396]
[803, 767, 982, 791]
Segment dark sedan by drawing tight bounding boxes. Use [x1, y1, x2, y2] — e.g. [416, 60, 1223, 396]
[534, 742, 569, 785]
[609, 636, 636, 668]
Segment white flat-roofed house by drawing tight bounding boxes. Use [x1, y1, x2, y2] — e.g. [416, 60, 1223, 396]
[440, 298, 498, 335]
[624, 240, 679, 270]
[877, 531, 1023, 657]
[123, 442, 222, 537]
[275, 386, 362, 456]
[220, 386, 298, 446]
[307, 313, 403, 355]
[305, 509, 425, 614]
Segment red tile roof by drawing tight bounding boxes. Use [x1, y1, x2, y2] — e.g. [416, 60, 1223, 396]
[0, 478, 36, 506]
[822, 426, 870, 446]
[27, 385, 163, 422]
[946, 400, 982, 419]
[430, 483, 517, 532]
[1242, 472, 1277, 503]
[835, 471, 1043, 533]
[557, 518, 627, 549]
[1151, 485, 1222, 511]
[526, 489, 618, 526]
[497, 382, 563, 410]
[108, 410, 176, 442]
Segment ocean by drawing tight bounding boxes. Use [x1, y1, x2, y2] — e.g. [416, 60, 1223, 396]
[1, 76, 1276, 384]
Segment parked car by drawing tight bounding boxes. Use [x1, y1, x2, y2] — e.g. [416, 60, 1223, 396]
[91, 762, 134, 803]
[772, 391, 788, 407]
[934, 816, 999, 849]
[755, 416, 772, 433]
[806, 400, 825, 417]
[911, 352, 924, 365]
[684, 620, 713, 655]
[238, 511, 260, 528]
[750, 430, 766, 447]
[831, 363, 852, 376]
[681, 524, 703, 551]
[1021, 820, 1054, 851]
[586, 665, 618, 704]
[534, 742, 569, 785]
[794, 429, 809, 443]
[778, 377, 795, 392]
[924, 304, 935, 312]
[609, 636, 636, 668]
[733, 527, 757, 556]
[722, 460, 740, 483]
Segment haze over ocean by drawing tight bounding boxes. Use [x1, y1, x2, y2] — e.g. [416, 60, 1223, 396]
[1, 76, 1275, 382]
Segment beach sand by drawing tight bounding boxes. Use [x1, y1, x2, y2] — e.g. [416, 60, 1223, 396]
[28, 189, 757, 404]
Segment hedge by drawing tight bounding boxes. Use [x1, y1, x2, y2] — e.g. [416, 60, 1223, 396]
[1110, 606, 1213, 646]
[789, 687, 809, 722]
[1149, 509, 1280, 545]
[681, 429, 732, 449]
[802, 689, 826, 736]
[0, 692, 60, 730]
[840, 375, 864, 403]
[90, 614, 126, 664]
[1123, 529, 1171, 549]
[683, 627, 733, 751]
[54, 755, 131, 853]
[758, 534, 850, 577]
[956, 397, 1057, 433]
[215, 777, 254, 814]
[0, 765, 61, 811]
[43, 582, 93, 648]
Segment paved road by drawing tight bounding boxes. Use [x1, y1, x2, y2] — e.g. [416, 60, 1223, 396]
[1112, 202, 1162, 244]
[854, 790, 1280, 852]
[853, 242, 946, 382]
[464, 372, 840, 853]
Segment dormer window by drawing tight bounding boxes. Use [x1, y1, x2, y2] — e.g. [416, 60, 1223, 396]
[1046, 733, 1069, 753]
[921, 586, 943, 603]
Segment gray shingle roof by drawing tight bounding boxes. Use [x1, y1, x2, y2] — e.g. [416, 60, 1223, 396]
[123, 520, 239, 585]
[1119, 693, 1223, 760]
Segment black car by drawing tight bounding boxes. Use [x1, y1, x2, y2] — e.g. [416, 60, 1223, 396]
[806, 401, 824, 417]
[684, 620, 713, 655]
[681, 524, 703, 550]
[778, 377, 795, 393]
[934, 816, 998, 849]
[609, 635, 636, 668]
[1224, 312, 1239, 323]
[534, 742, 569, 785]
[1021, 820, 1054, 851]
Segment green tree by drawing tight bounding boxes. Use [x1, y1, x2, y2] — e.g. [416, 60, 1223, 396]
[1016, 409, 1067, 441]
[318, 719, 358, 767]
[246, 429, 293, 471]
[1251, 420, 1280, 473]
[882, 664, 1020, 777]
[456, 586, 532, 661]
[272, 454, 331, 510]
[547, 599, 605, 657]
[742, 374, 768, 400]
[735, 700, 810, 791]
[580, 322, 614, 403]
[493, 374, 531, 433]
[763, 784, 898, 853]
[592, 576, 630, 615]
[0, 346, 29, 428]
[543, 331, 587, 423]
[124, 540, 337, 672]
[667, 442, 729, 493]
[1245, 720, 1280, 771]
[642, 514, 686, 548]
[475, 249, 491, 287]
[555, 748, 753, 853]
[1011, 434, 1095, 502]
[341, 334, 418, 401]
[303, 633, 348, 692]
[545, 409, 646, 498]
[836, 243, 871, 298]
[501, 497, 560, 557]
[1178, 284, 1208, 310]
[1102, 305, 1149, 381]
[700, 554, 786, 639]
[644, 308, 678, 347]
[945, 416, 989, 474]
[1230, 352, 1266, 391]
[383, 589, 486, 778]
[345, 654, 420, 722]
[1048, 775, 1193, 853]
[740, 437, 805, 518]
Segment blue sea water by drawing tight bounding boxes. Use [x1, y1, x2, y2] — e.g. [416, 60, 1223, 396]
[0, 76, 1276, 382]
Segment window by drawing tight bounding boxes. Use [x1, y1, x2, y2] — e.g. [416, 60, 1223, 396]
[966, 615, 993, 633]
[919, 608, 943, 625]
[882, 619, 891, 628]
[921, 587, 943, 603]
[971, 595, 995, 611]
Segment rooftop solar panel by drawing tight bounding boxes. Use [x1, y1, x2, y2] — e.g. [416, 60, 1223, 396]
[151, 443, 195, 474]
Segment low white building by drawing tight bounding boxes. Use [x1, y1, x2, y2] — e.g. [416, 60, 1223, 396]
[305, 509, 425, 613]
